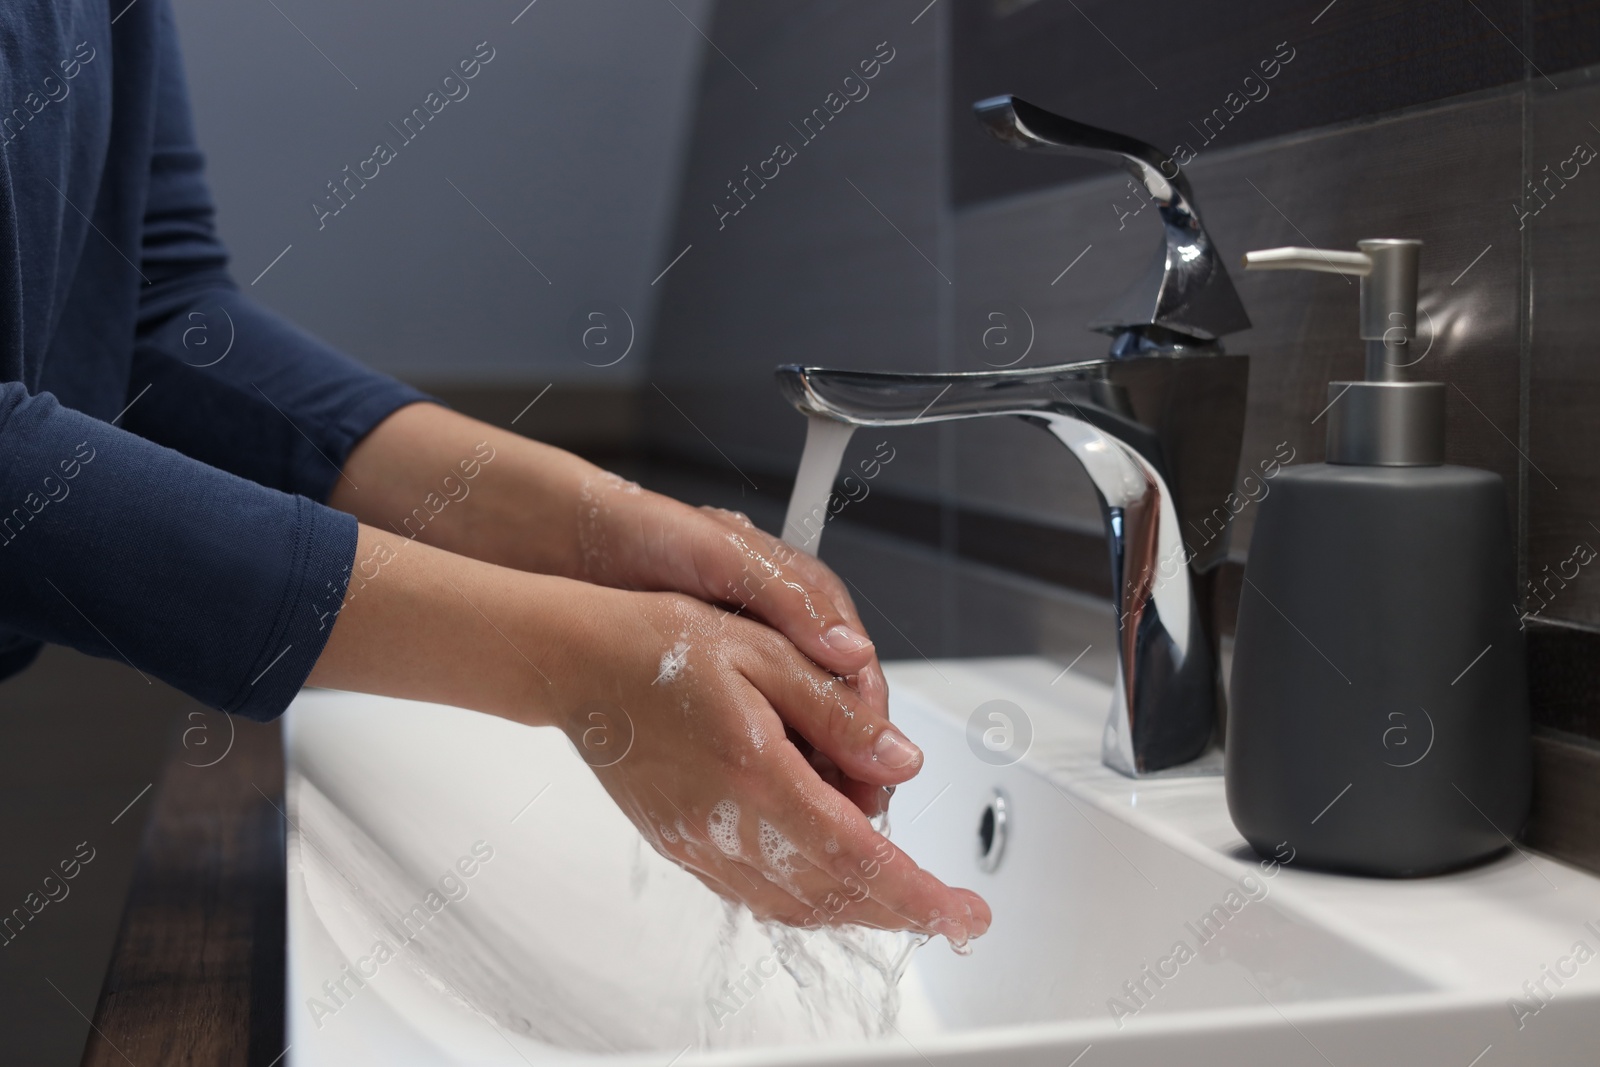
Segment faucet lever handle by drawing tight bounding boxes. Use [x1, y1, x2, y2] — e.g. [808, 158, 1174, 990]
[973, 95, 1251, 354]
[974, 95, 1189, 211]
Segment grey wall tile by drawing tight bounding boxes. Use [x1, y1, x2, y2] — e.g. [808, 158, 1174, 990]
[950, 0, 1528, 205]
[1533, 2, 1600, 80]
[1528, 75, 1600, 627]
[647, 2, 948, 476]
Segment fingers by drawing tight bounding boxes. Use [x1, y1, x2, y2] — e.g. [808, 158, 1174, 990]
[724, 848, 912, 931]
[653, 783, 911, 930]
[695, 511, 885, 694]
[645, 796, 825, 925]
[765, 743, 991, 945]
[957, 888, 992, 934]
[739, 629, 923, 786]
[853, 659, 888, 711]
[799, 739, 891, 818]
[670, 826, 983, 935]
[698, 512, 895, 815]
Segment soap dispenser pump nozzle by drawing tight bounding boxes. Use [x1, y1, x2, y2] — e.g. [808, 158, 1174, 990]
[1244, 238, 1443, 466]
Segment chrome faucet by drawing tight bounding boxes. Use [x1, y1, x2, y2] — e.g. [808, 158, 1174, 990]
[776, 96, 1252, 776]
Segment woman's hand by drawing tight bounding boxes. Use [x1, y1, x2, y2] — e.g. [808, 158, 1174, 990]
[308, 526, 992, 944]
[573, 475, 887, 707]
[569, 476, 897, 814]
[558, 586, 989, 943]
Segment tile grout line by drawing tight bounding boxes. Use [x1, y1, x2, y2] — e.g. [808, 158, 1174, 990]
[1516, 47, 1534, 607]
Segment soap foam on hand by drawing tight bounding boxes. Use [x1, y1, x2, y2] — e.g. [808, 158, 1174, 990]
[708, 799, 743, 857]
[654, 638, 691, 685]
[757, 819, 801, 879]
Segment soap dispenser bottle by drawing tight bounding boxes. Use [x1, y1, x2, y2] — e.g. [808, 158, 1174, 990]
[1226, 239, 1530, 877]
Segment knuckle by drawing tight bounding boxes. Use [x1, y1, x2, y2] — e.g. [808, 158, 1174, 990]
[703, 505, 754, 527]
[739, 623, 794, 673]
[707, 729, 760, 782]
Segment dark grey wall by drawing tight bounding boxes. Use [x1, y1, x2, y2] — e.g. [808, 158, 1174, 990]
[170, 0, 709, 385]
[949, 0, 1600, 204]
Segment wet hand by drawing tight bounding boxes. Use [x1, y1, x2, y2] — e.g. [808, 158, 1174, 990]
[560, 588, 990, 944]
[574, 476, 884, 700]
[574, 476, 892, 813]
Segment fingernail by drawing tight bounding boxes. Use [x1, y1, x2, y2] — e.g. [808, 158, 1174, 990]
[929, 916, 969, 947]
[825, 624, 873, 654]
[873, 728, 922, 770]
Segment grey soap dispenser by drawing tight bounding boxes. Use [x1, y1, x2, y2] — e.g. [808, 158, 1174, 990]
[1226, 239, 1530, 877]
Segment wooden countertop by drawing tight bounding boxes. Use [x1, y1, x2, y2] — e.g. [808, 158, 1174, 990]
[80, 715, 288, 1067]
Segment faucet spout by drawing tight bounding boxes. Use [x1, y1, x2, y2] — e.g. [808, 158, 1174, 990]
[777, 356, 1249, 776]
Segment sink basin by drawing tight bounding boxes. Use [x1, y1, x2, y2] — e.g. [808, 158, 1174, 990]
[284, 658, 1600, 1065]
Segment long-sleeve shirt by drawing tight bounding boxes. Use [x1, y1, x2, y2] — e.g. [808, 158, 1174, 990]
[0, 0, 431, 719]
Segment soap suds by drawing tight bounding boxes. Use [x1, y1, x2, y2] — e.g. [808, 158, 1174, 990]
[708, 800, 742, 857]
[757, 819, 801, 878]
[653, 639, 691, 685]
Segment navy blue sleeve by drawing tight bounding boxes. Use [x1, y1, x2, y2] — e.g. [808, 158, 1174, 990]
[124, 0, 434, 503]
[0, 385, 358, 720]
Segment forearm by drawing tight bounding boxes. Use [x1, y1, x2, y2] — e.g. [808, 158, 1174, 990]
[328, 402, 599, 578]
[306, 522, 591, 728]
[328, 400, 888, 709]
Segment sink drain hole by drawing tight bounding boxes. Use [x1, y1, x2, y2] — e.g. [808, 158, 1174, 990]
[977, 789, 1008, 873]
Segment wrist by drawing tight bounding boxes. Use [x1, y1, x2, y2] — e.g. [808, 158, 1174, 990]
[571, 483, 716, 594]
[492, 576, 654, 736]
[333, 402, 603, 580]
[309, 524, 608, 732]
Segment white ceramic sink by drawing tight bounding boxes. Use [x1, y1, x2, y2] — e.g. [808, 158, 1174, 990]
[283, 658, 1600, 1066]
